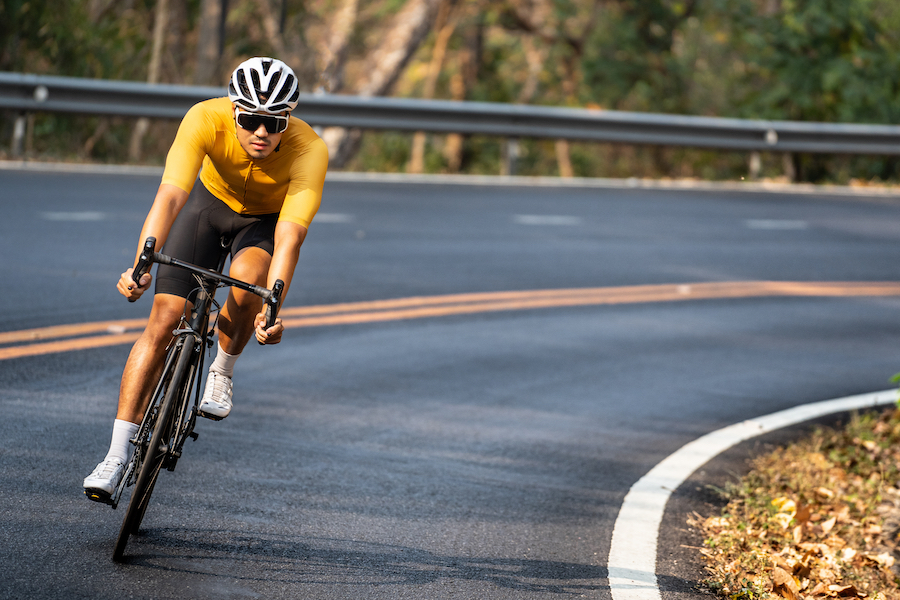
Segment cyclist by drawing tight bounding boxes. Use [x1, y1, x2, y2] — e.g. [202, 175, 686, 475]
[83, 57, 328, 501]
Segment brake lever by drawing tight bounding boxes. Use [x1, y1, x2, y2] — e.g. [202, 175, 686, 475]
[258, 279, 284, 345]
[129, 237, 156, 303]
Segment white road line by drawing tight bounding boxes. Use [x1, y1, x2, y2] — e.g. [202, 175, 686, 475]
[745, 219, 809, 230]
[513, 214, 583, 226]
[314, 212, 355, 223]
[39, 211, 106, 221]
[607, 388, 897, 600]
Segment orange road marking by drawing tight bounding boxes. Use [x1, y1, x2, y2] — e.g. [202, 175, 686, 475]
[0, 319, 147, 345]
[0, 332, 142, 361]
[2, 281, 900, 361]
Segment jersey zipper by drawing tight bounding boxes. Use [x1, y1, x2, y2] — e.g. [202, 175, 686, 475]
[242, 160, 254, 208]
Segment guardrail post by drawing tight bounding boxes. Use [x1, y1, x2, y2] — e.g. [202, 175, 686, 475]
[749, 151, 761, 180]
[782, 153, 795, 182]
[11, 112, 26, 157]
[502, 138, 520, 176]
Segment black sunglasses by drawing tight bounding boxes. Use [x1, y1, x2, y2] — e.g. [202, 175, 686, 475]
[235, 109, 289, 134]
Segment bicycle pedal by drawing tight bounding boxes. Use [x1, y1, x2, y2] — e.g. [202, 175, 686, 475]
[84, 489, 115, 506]
[197, 410, 224, 421]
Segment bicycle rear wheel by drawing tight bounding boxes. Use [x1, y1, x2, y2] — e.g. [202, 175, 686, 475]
[113, 339, 194, 561]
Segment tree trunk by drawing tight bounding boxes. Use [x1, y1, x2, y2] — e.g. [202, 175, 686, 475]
[408, 0, 456, 174]
[257, 0, 317, 90]
[129, 0, 169, 163]
[555, 139, 573, 178]
[516, 34, 544, 104]
[357, 0, 443, 97]
[442, 14, 482, 173]
[442, 69, 466, 171]
[194, 0, 226, 85]
[324, 0, 443, 168]
[504, 0, 602, 178]
[318, 0, 359, 93]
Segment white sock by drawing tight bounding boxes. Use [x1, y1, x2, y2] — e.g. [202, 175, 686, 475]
[105, 419, 140, 464]
[209, 345, 239, 378]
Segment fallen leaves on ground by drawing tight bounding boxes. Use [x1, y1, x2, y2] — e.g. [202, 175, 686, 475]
[690, 408, 900, 600]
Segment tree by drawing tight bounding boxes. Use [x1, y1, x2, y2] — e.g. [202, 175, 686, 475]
[408, 0, 458, 174]
[195, 0, 228, 85]
[129, 0, 170, 163]
[731, 0, 900, 124]
[317, 0, 360, 93]
[322, 0, 445, 167]
[726, 0, 900, 180]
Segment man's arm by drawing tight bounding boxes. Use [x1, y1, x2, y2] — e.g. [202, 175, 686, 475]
[253, 220, 308, 344]
[117, 183, 190, 301]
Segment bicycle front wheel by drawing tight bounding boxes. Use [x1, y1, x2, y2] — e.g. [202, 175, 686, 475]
[113, 339, 194, 561]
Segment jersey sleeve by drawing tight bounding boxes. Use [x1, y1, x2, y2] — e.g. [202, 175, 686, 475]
[160, 102, 215, 194]
[277, 137, 329, 228]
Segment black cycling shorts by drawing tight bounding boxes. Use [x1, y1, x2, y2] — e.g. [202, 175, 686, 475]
[155, 181, 278, 300]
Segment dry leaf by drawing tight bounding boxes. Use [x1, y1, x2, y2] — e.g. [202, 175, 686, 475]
[817, 487, 836, 499]
[793, 558, 811, 579]
[864, 524, 882, 535]
[809, 581, 829, 596]
[773, 497, 797, 513]
[772, 566, 801, 600]
[863, 552, 895, 568]
[836, 506, 851, 522]
[775, 512, 794, 529]
[822, 516, 837, 534]
[704, 516, 729, 530]
[828, 583, 862, 597]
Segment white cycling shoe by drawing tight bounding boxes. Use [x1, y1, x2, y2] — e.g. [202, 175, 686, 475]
[198, 372, 233, 420]
[83, 458, 126, 503]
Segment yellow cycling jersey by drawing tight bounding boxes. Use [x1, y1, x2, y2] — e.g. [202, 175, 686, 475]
[161, 96, 328, 228]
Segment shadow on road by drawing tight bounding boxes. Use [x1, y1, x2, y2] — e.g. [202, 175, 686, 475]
[120, 527, 612, 594]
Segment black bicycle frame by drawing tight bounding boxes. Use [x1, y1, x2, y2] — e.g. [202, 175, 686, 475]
[108, 236, 283, 507]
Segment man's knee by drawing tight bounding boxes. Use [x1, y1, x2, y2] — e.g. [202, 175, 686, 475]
[145, 295, 188, 339]
[229, 247, 270, 285]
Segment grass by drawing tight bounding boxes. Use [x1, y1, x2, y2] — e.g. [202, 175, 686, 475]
[690, 407, 900, 600]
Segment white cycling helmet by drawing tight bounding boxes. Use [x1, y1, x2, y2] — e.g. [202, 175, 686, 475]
[228, 57, 300, 114]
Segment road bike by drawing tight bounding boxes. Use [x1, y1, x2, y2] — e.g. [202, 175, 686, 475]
[91, 236, 283, 562]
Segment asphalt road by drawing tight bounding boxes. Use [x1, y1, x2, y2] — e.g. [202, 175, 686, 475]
[2, 168, 900, 599]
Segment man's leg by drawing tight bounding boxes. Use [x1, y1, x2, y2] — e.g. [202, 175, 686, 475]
[84, 293, 188, 500]
[117, 293, 190, 423]
[198, 247, 272, 420]
[217, 247, 272, 354]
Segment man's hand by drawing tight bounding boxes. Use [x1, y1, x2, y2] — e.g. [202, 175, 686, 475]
[254, 312, 284, 345]
[118, 267, 152, 301]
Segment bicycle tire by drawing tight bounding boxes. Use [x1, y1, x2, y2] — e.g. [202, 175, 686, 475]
[112, 339, 194, 561]
[129, 348, 197, 533]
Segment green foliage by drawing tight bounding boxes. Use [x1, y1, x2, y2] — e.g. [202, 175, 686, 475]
[581, 1, 695, 113]
[0, 0, 156, 79]
[727, 0, 900, 125]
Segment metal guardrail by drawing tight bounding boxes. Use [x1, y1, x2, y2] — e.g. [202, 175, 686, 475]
[2, 71, 900, 154]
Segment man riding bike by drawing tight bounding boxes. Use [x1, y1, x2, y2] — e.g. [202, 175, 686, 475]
[83, 57, 329, 501]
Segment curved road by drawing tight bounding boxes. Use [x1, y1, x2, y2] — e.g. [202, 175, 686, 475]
[2, 167, 900, 599]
